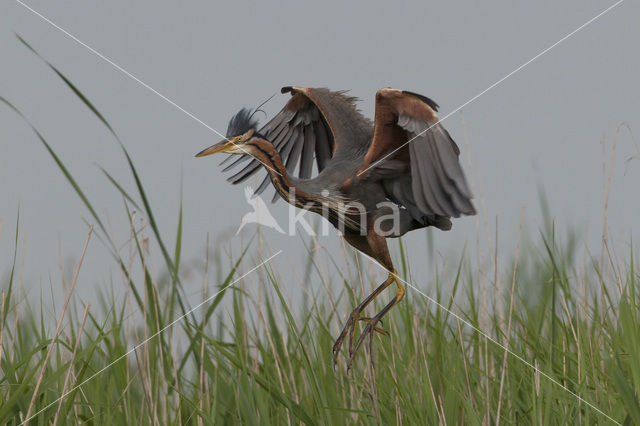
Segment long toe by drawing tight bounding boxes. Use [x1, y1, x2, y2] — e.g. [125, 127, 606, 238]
[358, 317, 389, 336]
[348, 321, 376, 368]
[332, 310, 362, 366]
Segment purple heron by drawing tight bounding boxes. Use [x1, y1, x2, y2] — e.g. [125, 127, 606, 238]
[196, 87, 476, 368]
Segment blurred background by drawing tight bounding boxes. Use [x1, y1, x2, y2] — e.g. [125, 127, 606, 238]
[1, 0, 638, 305]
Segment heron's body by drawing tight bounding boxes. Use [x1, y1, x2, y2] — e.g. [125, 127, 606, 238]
[197, 86, 476, 368]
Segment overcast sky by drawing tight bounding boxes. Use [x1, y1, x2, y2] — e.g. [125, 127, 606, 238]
[1, 1, 639, 305]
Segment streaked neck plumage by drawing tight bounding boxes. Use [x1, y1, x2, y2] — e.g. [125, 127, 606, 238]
[245, 137, 306, 205]
[245, 137, 364, 233]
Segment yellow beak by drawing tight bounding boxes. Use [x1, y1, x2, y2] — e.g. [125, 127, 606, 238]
[195, 140, 233, 157]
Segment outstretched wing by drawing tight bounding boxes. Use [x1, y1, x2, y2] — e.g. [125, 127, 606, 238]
[359, 88, 476, 219]
[221, 86, 372, 200]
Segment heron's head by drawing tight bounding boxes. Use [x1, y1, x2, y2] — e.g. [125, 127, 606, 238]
[195, 108, 264, 157]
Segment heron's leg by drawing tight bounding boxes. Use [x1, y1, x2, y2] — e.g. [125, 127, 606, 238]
[347, 273, 405, 369]
[333, 232, 399, 368]
[332, 273, 394, 366]
[354, 317, 388, 335]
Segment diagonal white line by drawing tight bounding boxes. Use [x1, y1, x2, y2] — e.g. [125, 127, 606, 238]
[14, 0, 282, 177]
[21, 251, 282, 425]
[358, 0, 625, 177]
[14, 0, 223, 138]
[362, 259, 621, 425]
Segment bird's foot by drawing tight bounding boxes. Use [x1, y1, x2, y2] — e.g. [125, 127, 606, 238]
[332, 310, 388, 370]
[346, 312, 388, 370]
[357, 317, 388, 336]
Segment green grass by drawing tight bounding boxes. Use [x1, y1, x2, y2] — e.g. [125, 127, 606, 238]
[2, 37, 640, 425]
[1, 207, 639, 426]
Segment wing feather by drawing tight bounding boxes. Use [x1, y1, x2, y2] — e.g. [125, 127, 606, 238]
[314, 120, 332, 170]
[254, 174, 271, 196]
[359, 88, 476, 223]
[432, 130, 473, 198]
[299, 125, 315, 179]
[279, 126, 300, 168]
[421, 133, 459, 215]
[285, 127, 304, 173]
[409, 144, 433, 215]
[410, 140, 446, 216]
[220, 152, 251, 172]
[219, 87, 370, 201]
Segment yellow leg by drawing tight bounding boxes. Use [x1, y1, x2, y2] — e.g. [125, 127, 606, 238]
[347, 272, 404, 369]
[391, 274, 405, 307]
[332, 271, 405, 369]
[332, 273, 394, 365]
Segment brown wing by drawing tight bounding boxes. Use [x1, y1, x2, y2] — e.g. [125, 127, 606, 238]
[358, 88, 476, 218]
[222, 86, 372, 200]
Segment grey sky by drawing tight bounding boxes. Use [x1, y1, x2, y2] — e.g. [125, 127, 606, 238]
[1, 1, 639, 303]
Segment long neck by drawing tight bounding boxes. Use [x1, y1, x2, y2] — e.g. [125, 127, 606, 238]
[247, 137, 362, 232]
[246, 138, 304, 203]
